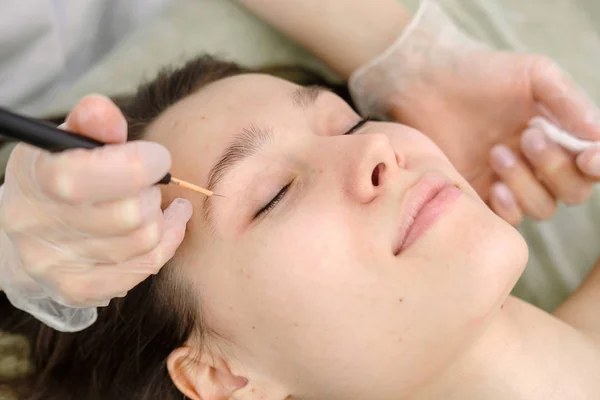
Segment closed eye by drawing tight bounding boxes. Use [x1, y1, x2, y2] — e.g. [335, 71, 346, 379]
[254, 182, 291, 219]
[253, 116, 372, 220]
[344, 116, 372, 135]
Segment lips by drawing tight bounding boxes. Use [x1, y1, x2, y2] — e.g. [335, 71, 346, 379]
[392, 174, 461, 255]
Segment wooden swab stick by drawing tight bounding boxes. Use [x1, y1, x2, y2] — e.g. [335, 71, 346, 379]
[169, 177, 224, 197]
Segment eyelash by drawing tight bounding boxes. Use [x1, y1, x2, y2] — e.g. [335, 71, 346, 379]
[254, 116, 372, 219]
[255, 182, 291, 219]
[344, 116, 372, 135]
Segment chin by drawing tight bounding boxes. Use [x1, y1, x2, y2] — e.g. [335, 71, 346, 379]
[488, 210, 529, 283]
[440, 197, 529, 312]
[468, 208, 529, 316]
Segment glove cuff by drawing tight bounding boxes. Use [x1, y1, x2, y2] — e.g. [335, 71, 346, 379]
[348, 0, 486, 119]
[0, 229, 97, 332]
[6, 293, 98, 332]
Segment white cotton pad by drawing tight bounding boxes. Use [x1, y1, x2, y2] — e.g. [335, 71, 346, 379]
[528, 116, 600, 153]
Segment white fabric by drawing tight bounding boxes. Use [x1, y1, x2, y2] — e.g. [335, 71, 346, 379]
[0, 0, 171, 116]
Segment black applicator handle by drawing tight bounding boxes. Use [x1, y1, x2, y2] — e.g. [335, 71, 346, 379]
[0, 106, 171, 185]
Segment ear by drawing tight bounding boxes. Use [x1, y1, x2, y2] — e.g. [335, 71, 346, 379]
[167, 346, 248, 400]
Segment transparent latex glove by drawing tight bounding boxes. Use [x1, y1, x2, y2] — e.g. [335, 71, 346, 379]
[0, 95, 193, 332]
[349, 0, 600, 226]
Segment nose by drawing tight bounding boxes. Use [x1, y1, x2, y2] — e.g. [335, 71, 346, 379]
[342, 133, 402, 203]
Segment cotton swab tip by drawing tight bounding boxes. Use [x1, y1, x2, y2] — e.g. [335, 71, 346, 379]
[529, 117, 600, 153]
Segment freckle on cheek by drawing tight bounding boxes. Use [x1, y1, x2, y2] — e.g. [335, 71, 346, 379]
[398, 298, 404, 303]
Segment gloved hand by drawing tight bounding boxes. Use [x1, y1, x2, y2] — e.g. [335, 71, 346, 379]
[349, 0, 600, 226]
[0, 95, 193, 332]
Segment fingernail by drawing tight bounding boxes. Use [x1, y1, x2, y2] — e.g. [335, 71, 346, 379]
[164, 198, 193, 221]
[578, 150, 600, 177]
[493, 182, 517, 208]
[522, 128, 548, 154]
[491, 145, 517, 169]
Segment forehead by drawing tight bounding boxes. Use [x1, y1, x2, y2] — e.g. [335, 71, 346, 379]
[144, 74, 301, 183]
[146, 73, 300, 144]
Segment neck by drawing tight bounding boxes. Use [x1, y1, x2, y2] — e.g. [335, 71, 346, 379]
[411, 296, 600, 400]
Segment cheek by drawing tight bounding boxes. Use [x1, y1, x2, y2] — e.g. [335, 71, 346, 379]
[386, 125, 482, 198]
[200, 209, 364, 330]
[243, 212, 364, 306]
[403, 196, 527, 328]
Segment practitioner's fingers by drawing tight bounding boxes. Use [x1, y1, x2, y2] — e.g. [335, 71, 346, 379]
[64, 94, 128, 144]
[35, 140, 171, 204]
[521, 127, 593, 205]
[56, 187, 163, 237]
[530, 56, 600, 141]
[576, 147, 600, 179]
[41, 198, 192, 307]
[490, 144, 556, 221]
[488, 182, 523, 226]
[104, 197, 193, 275]
[61, 208, 164, 264]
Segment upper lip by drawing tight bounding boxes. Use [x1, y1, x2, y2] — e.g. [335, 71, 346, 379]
[392, 173, 453, 255]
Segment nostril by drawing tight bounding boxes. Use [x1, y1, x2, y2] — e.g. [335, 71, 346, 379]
[371, 163, 386, 186]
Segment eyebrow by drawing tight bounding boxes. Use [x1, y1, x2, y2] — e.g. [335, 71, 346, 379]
[291, 85, 331, 108]
[202, 124, 273, 221]
[206, 124, 274, 193]
[202, 85, 330, 221]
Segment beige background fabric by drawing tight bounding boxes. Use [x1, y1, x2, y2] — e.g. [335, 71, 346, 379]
[2, 0, 600, 311]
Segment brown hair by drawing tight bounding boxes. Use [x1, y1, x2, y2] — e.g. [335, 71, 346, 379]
[0, 55, 353, 399]
[1, 55, 247, 400]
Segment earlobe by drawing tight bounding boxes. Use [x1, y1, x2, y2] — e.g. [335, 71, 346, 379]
[167, 346, 248, 400]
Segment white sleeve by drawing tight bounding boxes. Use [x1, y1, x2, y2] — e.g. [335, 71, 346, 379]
[0, 0, 171, 117]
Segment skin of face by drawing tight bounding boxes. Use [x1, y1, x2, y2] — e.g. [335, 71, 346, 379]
[145, 74, 529, 399]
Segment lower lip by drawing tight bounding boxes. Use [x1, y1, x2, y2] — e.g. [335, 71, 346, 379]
[399, 185, 461, 252]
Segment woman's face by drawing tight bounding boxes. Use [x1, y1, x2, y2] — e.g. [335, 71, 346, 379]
[147, 74, 528, 399]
